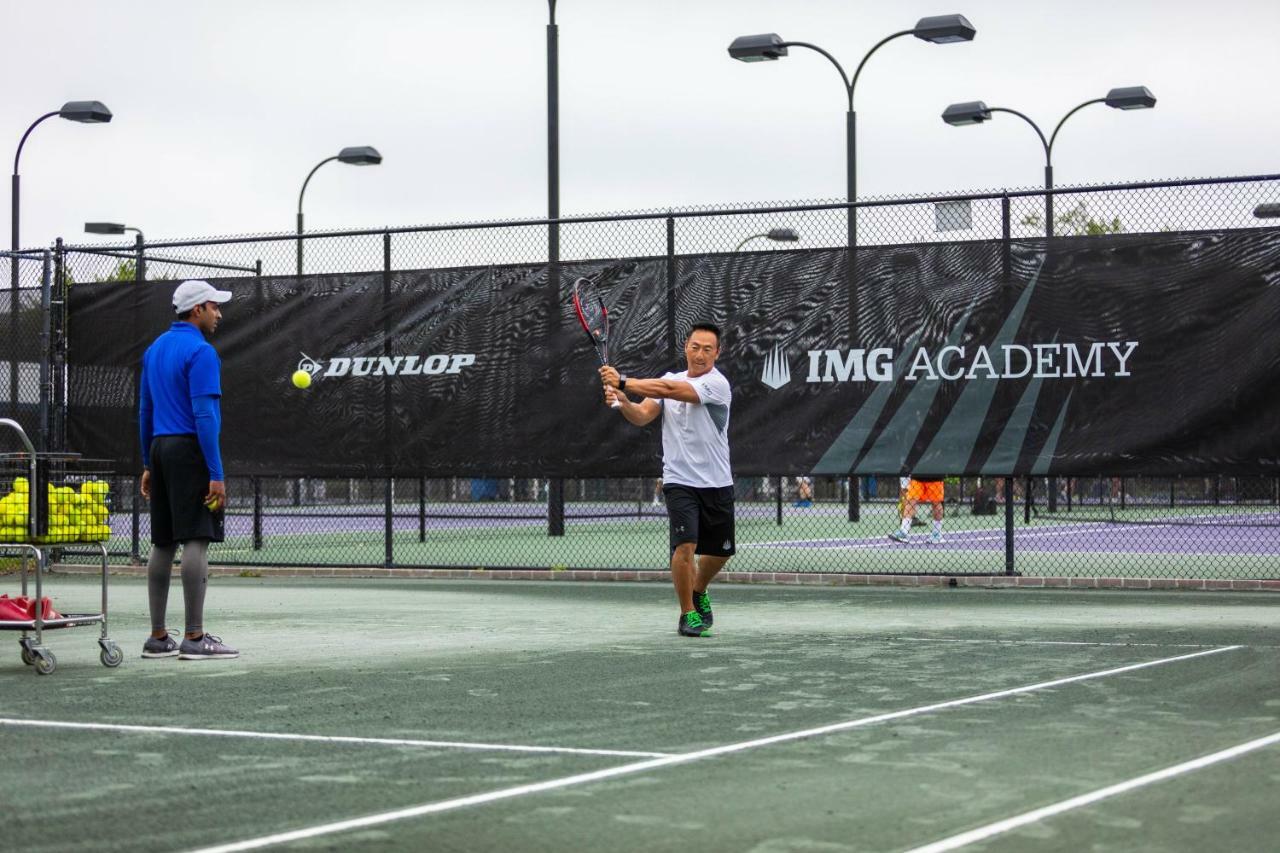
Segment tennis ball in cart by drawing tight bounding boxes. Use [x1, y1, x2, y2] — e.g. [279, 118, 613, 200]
[292, 370, 312, 389]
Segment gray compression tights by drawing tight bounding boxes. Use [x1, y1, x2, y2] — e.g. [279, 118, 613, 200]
[147, 540, 209, 636]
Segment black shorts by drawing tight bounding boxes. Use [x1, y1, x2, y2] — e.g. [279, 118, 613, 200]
[149, 435, 223, 546]
[663, 484, 735, 557]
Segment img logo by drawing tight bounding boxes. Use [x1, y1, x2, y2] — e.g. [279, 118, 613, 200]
[760, 344, 791, 390]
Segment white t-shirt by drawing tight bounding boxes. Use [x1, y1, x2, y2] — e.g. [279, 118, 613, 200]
[660, 367, 732, 488]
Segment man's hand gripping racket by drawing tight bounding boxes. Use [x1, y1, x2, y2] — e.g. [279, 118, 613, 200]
[572, 277, 622, 408]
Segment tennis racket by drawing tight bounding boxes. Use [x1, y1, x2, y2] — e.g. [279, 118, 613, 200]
[572, 277, 621, 408]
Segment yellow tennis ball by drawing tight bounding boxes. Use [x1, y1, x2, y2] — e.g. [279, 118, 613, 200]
[292, 369, 312, 389]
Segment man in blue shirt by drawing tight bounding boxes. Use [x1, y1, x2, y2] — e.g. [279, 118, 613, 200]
[138, 280, 238, 661]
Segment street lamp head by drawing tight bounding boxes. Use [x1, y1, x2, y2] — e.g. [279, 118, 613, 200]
[766, 228, 800, 242]
[1104, 86, 1156, 110]
[1255, 203, 1280, 219]
[337, 146, 382, 165]
[84, 222, 127, 235]
[58, 101, 113, 123]
[913, 14, 976, 44]
[728, 33, 788, 62]
[942, 101, 991, 126]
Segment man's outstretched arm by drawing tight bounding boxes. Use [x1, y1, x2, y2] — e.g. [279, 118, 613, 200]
[600, 365, 701, 404]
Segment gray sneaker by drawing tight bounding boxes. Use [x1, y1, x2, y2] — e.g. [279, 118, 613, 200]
[178, 634, 239, 660]
[888, 530, 910, 543]
[141, 634, 179, 659]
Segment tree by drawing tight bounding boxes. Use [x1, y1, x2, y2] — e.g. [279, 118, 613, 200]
[1021, 202, 1123, 236]
[94, 259, 138, 282]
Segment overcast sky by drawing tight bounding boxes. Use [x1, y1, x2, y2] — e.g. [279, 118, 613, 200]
[4, 0, 1278, 247]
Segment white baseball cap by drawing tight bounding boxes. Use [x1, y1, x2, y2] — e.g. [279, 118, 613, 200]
[173, 280, 233, 314]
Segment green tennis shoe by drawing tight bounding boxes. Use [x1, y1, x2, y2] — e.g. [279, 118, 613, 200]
[692, 589, 713, 627]
[678, 610, 711, 637]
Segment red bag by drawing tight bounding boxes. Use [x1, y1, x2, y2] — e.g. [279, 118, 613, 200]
[0, 594, 29, 621]
[31, 597, 62, 620]
[0, 595, 62, 621]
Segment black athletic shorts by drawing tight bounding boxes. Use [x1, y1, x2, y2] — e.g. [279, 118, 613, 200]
[663, 484, 735, 557]
[149, 434, 223, 546]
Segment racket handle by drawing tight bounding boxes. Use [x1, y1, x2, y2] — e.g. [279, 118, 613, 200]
[610, 399, 622, 409]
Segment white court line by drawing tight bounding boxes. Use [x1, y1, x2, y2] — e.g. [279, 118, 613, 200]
[0, 718, 669, 759]
[886, 636, 1224, 649]
[751, 523, 1112, 550]
[187, 645, 1240, 853]
[903, 728, 1280, 853]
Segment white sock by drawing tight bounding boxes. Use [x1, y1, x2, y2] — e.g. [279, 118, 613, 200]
[900, 517, 912, 535]
[933, 520, 943, 535]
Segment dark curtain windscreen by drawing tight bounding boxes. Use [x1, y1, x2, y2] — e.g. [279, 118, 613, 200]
[67, 229, 1280, 477]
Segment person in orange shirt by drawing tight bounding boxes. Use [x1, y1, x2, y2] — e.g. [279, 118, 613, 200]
[889, 476, 945, 544]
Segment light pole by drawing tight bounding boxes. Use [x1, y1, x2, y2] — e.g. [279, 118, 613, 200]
[546, 0, 568, 537]
[732, 227, 800, 254]
[728, 17, 975, 261]
[86, 222, 146, 282]
[730, 17, 975, 521]
[941, 87, 1156, 236]
[85, 222, 144, 242]
[10, 100, 112, 419]
[296, 146, 382, 275]
[547, 0, 560, 252]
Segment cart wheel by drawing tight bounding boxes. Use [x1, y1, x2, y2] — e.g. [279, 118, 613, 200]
[100, 643, 123, 668]
[33, 651, 56, 676]
[20, 647, 36, 666]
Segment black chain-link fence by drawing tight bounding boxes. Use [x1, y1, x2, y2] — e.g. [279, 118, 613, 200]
[2, 249, 54, 450]
[15, 174, 1280, 578]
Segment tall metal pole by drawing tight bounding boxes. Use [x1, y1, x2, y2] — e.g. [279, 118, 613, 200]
[846, 107, 861, 522]
[297, 155, 337, 277]
[546, 0, 566, 537]
[10, 114, 59, 421]
[548, 0, 559, 244]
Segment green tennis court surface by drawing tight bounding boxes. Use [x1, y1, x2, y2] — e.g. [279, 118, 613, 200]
[2, 576, 1277, 852]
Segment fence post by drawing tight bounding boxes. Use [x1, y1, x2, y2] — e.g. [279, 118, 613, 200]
[1001, 197, 1016, 576]
[53, 238, 67, 452]
[252, 476, 263, 551]
[1004, 477, 1015, 575]
[134, 231, 146, 284]
[775, 476, 783, 526]
[666, 214, 677, 363]
[382, 231, 395, 567]
[547, 210, 565, 537]
[384, 476, 394, 569]
[418, 476, 426, 542]
[6, 181, 16, 422]
[131, 476, 141, 563]
[38, 250, 51, 453]
[1001, 195, 1012, 281]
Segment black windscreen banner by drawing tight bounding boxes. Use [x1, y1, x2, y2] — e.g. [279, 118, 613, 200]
[68, 230, 1280, 477]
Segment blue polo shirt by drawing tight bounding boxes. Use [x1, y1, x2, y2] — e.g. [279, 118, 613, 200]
[139, 322, 224, 479]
